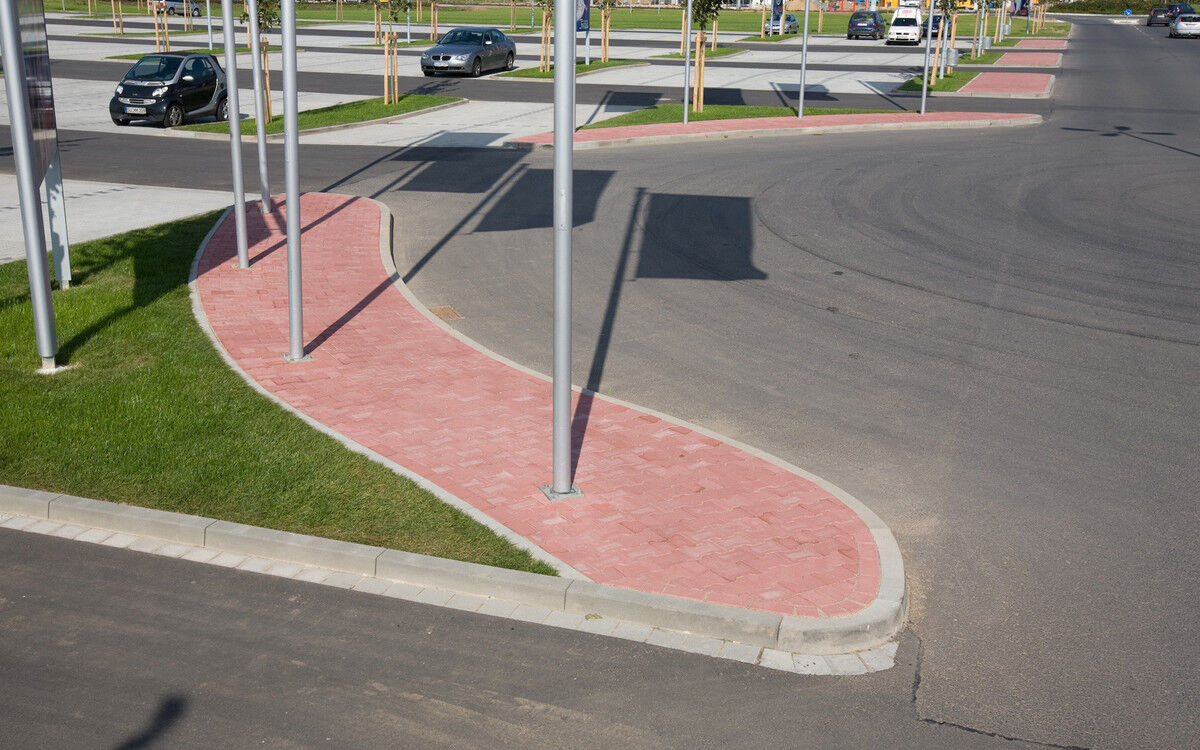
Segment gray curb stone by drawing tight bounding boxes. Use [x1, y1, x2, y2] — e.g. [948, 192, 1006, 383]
[205, 520, 383, 576]
[49, 493, 211, 546]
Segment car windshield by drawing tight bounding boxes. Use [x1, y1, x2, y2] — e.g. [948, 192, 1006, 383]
[893, 17, 917, 25]
[440, 29, 484, 45]
[125, 55, 181, 81]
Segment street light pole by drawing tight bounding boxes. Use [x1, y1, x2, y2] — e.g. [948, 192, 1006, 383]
[282, 0, 305, 363]
[683, 0, 692, 124]
[207, 0, 212, 49]
[798, 0, 811, 117]
[221, 0, 249, 267]
[246, 0, 273, 214]
[544, 0, 580, 499]
[919, 0, 934, 115]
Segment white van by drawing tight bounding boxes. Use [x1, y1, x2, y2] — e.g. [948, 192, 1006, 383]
[887, 7, 923, 44]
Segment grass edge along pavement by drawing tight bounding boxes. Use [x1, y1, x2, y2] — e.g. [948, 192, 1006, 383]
[653, 46, 744, 60]
[0, 214, 555, 576]
[497, 59, 642, 78]
[582, 103, 886, 130]
[178, 94, 459, 135]
[898, 69, 979, 93]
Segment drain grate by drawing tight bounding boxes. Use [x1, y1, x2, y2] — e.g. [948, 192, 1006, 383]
[429, 305, 463, 321]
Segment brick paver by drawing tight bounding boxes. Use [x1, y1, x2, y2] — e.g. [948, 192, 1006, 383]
[1014, 38, 1067, 49]
[995, 51, 1062, 67]
[195, 193, 881, 618]
[959, 71, 1053, 95]
[511, 111, 1038, 146]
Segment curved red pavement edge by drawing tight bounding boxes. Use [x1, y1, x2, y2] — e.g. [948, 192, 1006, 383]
[189, 194, 907, 650]
[506, 111, 1043, 150]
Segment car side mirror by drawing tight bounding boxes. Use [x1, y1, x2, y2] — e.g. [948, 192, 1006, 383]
[182, 74, 195, 82]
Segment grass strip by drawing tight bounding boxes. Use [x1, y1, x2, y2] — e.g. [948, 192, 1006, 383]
[959, 50, 1003, 64]
[0, 216, 555, 574]
[108, 46, 281, 60]
[898, 69, 979, 92]
[652, 46, 743, 59]
[583, 103, 885, 129]
[497, 59, 641, 78]
[177, 94, 459, 135]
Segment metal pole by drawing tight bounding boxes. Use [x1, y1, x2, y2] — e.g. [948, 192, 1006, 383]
[530, 0, 533, 27]
[919, 0, 933, 115]
[797, 0, 810, 117]
[207, 0, 212, 49]
[546, 0, 578, 498]
[246, 0, 273, 213]
[221, 0, 249, 267]
[1025, 0, 1030, 32]
[43, 150, 72, 289]
[282, 0, 305, 362]
[0, 0, 58, 370]
[683, 0, 692, 124]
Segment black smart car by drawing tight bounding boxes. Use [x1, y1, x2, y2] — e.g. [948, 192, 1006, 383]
[1166, 1, 1195, 19]
[847, 11, 886, 40]
[109, 52, 228, 127]
[1148, 7, 1171, 24]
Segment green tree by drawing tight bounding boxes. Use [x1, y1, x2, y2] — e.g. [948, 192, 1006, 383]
[690, 0, 721, 111]
[240, 0, 280, 34]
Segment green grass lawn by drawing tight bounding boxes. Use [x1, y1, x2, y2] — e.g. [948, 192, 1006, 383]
[178, 95, 458, 135]
[959, 50, 1003, 64]
[583, 103, 885, 129]
[898, 69, 979, 92]
[0, 217, 554, 575]
[108, 46, 281, 60]
[653, 46, 743, 60]
[498, 59, 641, 78]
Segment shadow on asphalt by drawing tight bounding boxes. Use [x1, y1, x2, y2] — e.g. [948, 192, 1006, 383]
[111, 694, 187, 750]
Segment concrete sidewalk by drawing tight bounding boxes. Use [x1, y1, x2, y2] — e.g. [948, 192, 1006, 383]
[193, 193, 905, 636]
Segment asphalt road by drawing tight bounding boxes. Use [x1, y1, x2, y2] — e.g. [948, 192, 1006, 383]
[1, 13, 1196, 750]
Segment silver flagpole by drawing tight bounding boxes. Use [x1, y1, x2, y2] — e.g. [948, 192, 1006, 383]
[221, 0, 249, 266]
[282, 0, 306, 362]
[247, 0, 274, 213]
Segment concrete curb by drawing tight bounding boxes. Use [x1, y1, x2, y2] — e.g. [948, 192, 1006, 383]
[0, 482, 896, 654]
[505, 113, 1043, 150]
[370, 197, 909, 653]
[163, 98, 468, 143]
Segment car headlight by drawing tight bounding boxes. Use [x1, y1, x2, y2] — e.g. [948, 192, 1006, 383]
[151, 86, 169, 98]
[115, 84, 124, 95]
[451, 54, 467, 62]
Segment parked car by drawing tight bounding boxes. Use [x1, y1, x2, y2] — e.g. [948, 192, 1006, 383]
[847, 10, 887, 40]
[1147, 7, 1171, 24]
[1165, 2, 1195, 20]
[1169, 12, 1200, 34]
[887, 8, 922, 45]
[421, 27, 516, 77]
[763, 13, 800, 35]
[109, 52, 227, 127]
[927, 13, 944, 36]
[156, 0, 201, 16]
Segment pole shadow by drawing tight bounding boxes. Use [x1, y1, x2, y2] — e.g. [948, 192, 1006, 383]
[111, 694, 187, 750]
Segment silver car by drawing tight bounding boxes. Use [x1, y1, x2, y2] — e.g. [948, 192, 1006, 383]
[156, 0, 201, 16]
[1169, 13, 1200, 35]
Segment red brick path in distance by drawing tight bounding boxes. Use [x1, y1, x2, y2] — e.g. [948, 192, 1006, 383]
[959, 71, 1053, 95]
[995, 51, 1062, 66]
[195, 193, 882, 618]
[511, 111, 1038, 146]
[1014, 38, 1067, 49]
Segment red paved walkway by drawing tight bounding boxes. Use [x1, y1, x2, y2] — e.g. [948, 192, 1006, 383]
[995, 51, 1061, 67]
[510, 111, 1038, 146]
[195, 193, 882, 618]
[1014, 38, 1067, 49]
[959, 71, 1053, 95]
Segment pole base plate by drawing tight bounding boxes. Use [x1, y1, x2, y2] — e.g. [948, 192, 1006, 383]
[539, 484, 584, 501]
[281, 353, 313, 363]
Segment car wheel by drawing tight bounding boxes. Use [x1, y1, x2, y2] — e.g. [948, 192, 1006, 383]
[192, 7, 200, 15]
[471, 57, 481, 77]
[505, 52, 514, 70]
[216, 96, 228, 122]
[163, 102, 184, 128]
[166, 6, 175, 14]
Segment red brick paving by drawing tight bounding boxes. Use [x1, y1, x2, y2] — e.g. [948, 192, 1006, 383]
[195, 193, 881, 618]
[995, 51, 1062, 66]
[511, 111, 1039, 146]
[959, 71, 1053, 95]
[1014, 38, 1067, 49]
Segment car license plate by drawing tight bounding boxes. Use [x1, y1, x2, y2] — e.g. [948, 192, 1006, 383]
[434, 61, 448, 67]
[125, 106, 147, 114]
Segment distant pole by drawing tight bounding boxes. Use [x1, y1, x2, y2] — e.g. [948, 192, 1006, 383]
[0, 0, 58, 370]
[221, 0, 249, 267]
[246, 0, 273, 213]
[797, 0, 810, 117]
[920, 0, 933, 114]
[282, 0, 306, 362]
[43, 151, 72, 289]
[683, 0, 692, 124]
[207, 0, 212, 48]
[544, 0, 580, 499]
